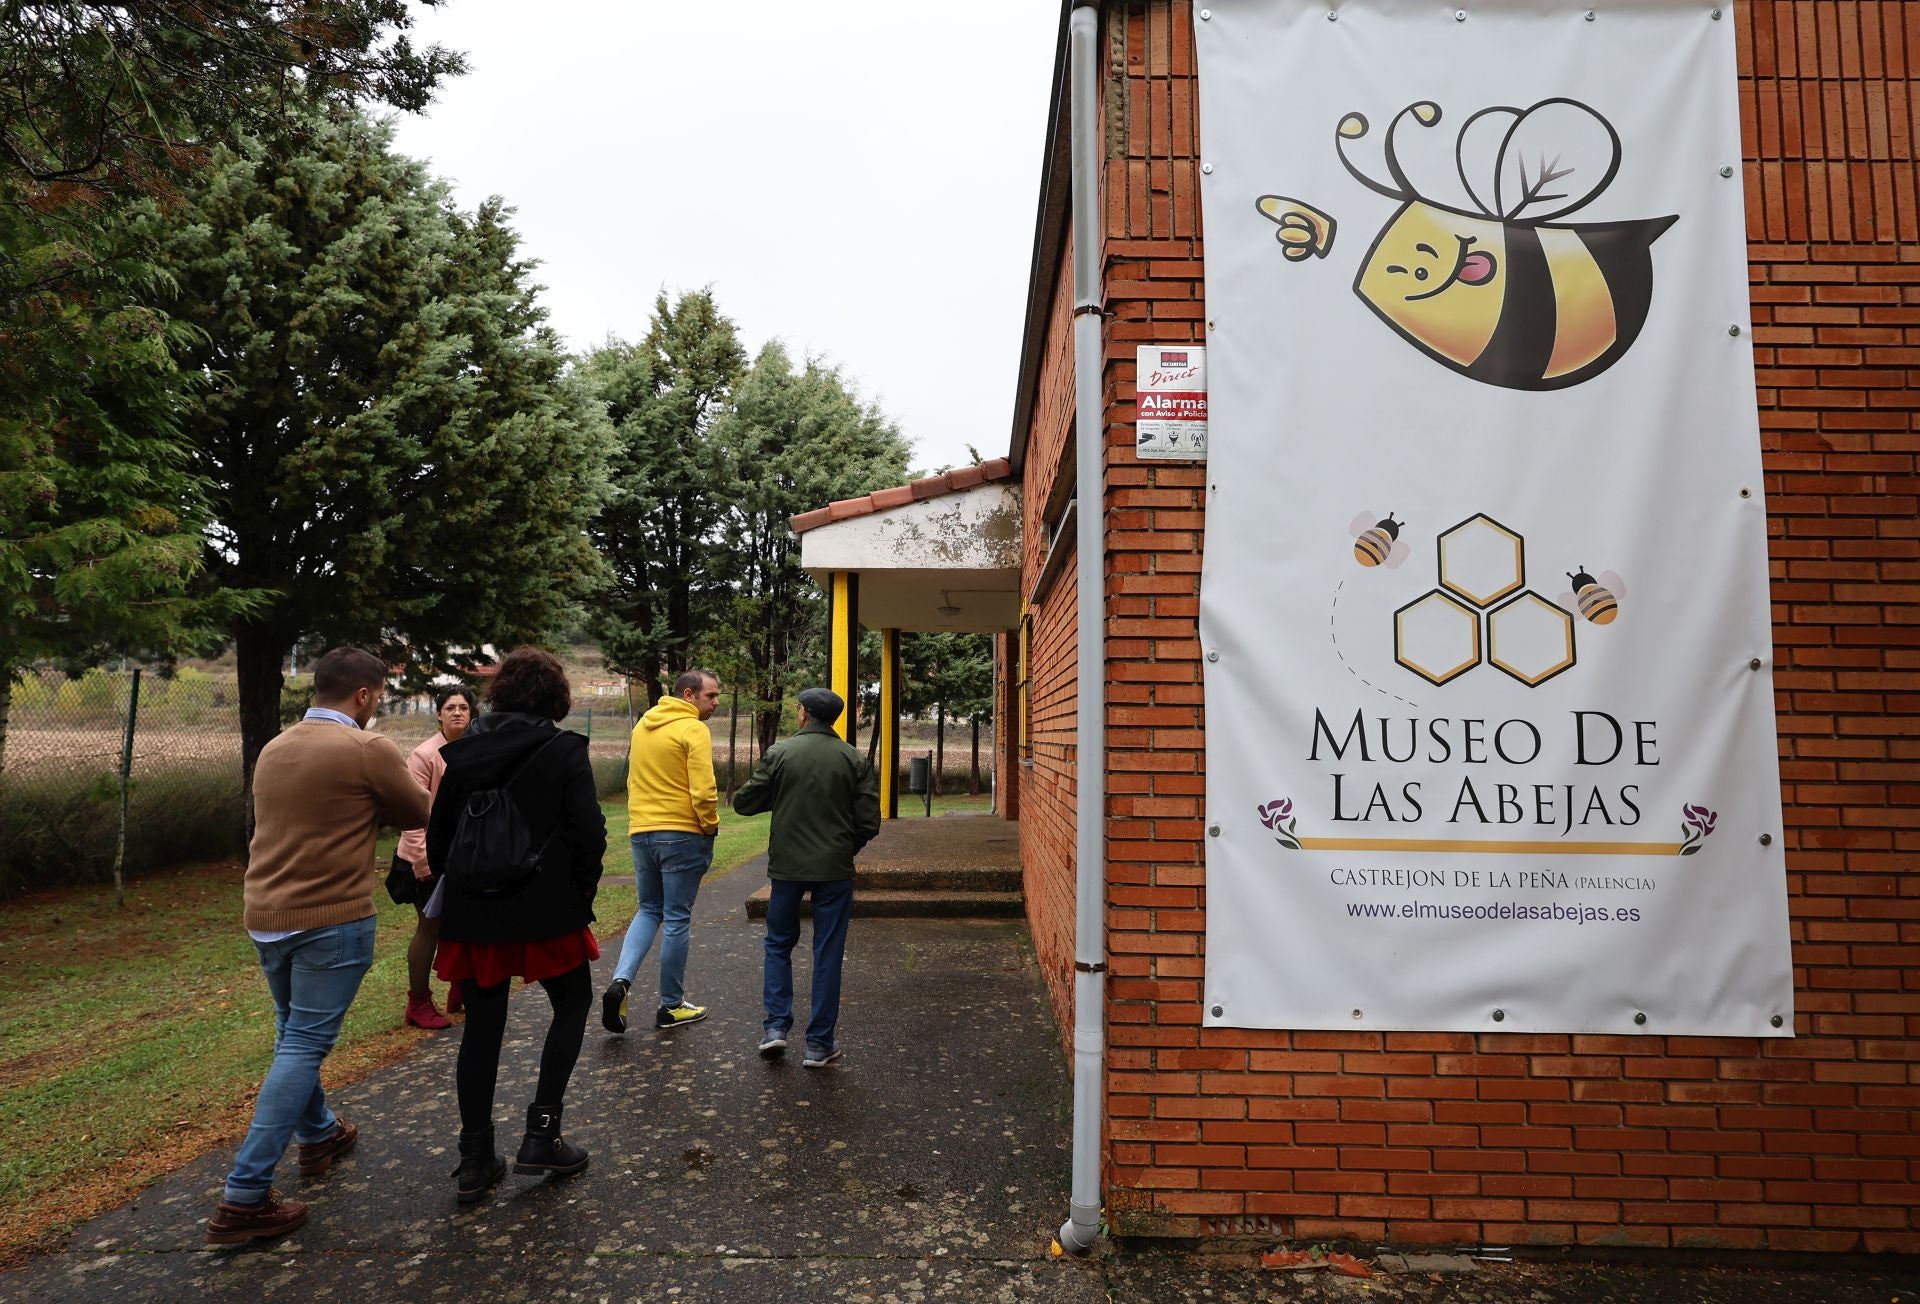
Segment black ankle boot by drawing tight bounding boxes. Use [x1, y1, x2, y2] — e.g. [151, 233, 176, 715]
[513, 1103, 588, 1177]
[453, 1126, 505, 1203]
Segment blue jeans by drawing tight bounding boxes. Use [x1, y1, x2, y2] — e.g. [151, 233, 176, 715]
[224, 915, 377, 1203]
[762, 878, 854, 1052]
[613, 831, 714, 1007]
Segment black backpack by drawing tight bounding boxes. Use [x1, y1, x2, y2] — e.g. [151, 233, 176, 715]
[443, 733, 565, 897]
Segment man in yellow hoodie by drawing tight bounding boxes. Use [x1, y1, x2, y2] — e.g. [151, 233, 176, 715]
[602, 668, 722, 1034]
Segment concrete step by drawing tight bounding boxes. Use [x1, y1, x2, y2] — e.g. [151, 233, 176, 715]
[853, 866, 1022, 893]
[744, 884, 1025, 920]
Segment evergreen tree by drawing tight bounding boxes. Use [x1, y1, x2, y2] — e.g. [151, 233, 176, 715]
[3, 1, 461, 190]
[712, 342, 911, 752]
[0, 201, 252, 771]
[2, 2, 461, 772]
[902, 632, 994, 796]
[581, 291, 747, 702]
[148, 109, 612, 817]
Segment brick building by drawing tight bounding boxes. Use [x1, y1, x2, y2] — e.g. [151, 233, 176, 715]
[994, 0, 1919, 1256]
[793, 0, 1916, 1255]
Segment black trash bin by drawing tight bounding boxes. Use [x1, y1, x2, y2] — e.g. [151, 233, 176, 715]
[907, 756, 931, 795]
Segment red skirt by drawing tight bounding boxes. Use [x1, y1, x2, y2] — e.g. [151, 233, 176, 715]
[436, 928, 600, 989]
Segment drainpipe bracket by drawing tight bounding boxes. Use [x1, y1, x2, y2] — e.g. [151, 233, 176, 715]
[1073, 960, 1107, 972]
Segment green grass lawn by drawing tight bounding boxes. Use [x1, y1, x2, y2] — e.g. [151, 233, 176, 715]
[889, 791, 996, 819]
[0, 798, 770, 1265]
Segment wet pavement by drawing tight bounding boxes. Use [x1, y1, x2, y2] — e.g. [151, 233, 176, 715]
[4, 856, 1094, 1301]
[6, 857, 1916, 1301]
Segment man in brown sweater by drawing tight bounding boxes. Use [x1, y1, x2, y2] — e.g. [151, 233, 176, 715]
[206, 647, 429, 1247]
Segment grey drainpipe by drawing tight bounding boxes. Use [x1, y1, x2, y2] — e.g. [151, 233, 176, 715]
[1057, 0, 1107, 1258]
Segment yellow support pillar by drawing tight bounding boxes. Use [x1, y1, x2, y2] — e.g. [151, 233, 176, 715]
[826, 571, 858, 742]
[880, 628, 900, 818]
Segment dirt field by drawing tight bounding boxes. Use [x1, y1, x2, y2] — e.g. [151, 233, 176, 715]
[3, 728, 241, 776]
[4, 714, 996, 781]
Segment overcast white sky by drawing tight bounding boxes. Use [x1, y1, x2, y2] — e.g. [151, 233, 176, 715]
[387, 1, 1059, 475]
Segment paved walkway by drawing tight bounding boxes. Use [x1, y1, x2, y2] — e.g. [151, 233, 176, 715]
[5, 857, 1099, 1301]
[5, 858, 1915, 1301]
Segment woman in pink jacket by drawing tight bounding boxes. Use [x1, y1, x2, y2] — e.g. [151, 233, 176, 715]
[395, 686, 476, 1028]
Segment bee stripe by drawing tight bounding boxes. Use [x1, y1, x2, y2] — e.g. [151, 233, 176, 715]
[1568, 216, 1675, 382]
[1538, 226, 1617, 381]
[1466, 222, 1556, 390]
[1580, 591, 1618, 623]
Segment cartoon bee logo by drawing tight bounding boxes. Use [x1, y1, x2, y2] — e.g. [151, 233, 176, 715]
[1257, 99, 1678, 392]
[1349, 511, 1410, 569]
[1559, 566, 1626, 625]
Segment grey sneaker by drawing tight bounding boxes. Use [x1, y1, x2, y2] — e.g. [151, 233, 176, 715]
[758, 1029, 788, 1058]
[803, 1043, 843, 1069]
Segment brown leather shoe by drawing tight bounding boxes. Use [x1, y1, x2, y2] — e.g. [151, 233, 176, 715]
[205, 1188, 308, 1247]
[297, 1119, 357, 1176]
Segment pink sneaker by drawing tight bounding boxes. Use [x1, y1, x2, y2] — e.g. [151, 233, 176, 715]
[405, 993, 452, 1030]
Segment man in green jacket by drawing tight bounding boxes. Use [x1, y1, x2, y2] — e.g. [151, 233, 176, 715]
[732, 687, 880, 1067]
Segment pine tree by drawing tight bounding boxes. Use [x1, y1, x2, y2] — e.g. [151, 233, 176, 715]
[0, 201, 247, 772]
[147, 109, 612, 820]
[2, 2, 461, 772]
[581, 291, 747, 702]
[712, 342, 911, 753]
[3, 2, 462, 191]
[902, 632, 994, 797]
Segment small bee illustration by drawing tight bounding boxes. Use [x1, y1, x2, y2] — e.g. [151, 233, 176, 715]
[1559, 566, 1626, 625]
[1350, 511, 1410, 569]
[1256, 99, 1678, 392]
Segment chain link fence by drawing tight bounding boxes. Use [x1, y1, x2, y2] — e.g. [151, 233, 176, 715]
[0, 669, 657, 896]
[0, 667, 994, 898]
[1, 667, 247, 897]
[375, 686, 642, 797]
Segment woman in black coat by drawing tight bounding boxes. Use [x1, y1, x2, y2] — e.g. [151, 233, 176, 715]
[427, 647, 607, 1202]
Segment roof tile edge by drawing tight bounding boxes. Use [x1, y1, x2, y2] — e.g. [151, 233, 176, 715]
[788, 459, 1018, 534]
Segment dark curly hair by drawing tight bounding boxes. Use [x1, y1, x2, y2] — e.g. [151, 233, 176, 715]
[434, 685, 478, 714]
[485, 647, 571, 721]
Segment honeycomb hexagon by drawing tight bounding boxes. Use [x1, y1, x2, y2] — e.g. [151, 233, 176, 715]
[1487, 590, 1577, 686]
[1438, 514, 1525, 607]
[1395, 590, 1481, 686]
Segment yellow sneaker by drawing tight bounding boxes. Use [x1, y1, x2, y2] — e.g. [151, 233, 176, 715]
[600, 979, 629, 1034]
[654, 1002, 707, 1030]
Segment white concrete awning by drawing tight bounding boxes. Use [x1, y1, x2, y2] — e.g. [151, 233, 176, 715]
[793, 460, 1021, 632]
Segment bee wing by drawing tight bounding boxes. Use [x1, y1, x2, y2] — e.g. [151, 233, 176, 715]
[1348, 511, 1377, 538]
[1492, 99, 1622, 222]
[1456, 106, 1521, 217]
[1598, 570, 1625, 599]
[1557, 589, 1579, 614]
[1384, 541, 1411, 569]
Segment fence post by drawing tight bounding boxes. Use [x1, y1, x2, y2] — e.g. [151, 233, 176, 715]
[112, 668, 142, 908]
[623, 677, 636, 792]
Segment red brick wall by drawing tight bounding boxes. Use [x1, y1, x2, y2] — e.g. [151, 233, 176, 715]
[1021, 243, 1086, 1037]
[1014, 0, 1920, 1253]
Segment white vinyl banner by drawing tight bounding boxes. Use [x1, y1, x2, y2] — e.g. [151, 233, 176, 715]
[1194, 0, 1792, 1035]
